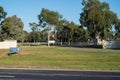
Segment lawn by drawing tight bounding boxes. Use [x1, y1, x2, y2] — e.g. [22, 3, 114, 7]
[0, 46, 120, 71]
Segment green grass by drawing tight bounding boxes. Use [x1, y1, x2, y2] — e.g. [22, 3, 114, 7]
[0, 46, 120, 70]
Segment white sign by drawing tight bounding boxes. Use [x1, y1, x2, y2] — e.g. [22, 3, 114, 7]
[48, 40, 55, 44]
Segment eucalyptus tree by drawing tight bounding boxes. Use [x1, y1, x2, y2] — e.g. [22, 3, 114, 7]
[29, 22, 40, 32]
[0, 6, 7, 22]
[57, 19, 89, 44]
[56, 19, 69, 42]
[1, 15, 24, 41]
[67, 22, 79, 44]
[29, 22, 42, 42]
[0, 6, 7, 41]
[115, 19, 120, 40]
[73, 27, 89, 42]
[80, 0, 118, 45]
[38, 8, 60, 46]
[38, 8, 60, 26]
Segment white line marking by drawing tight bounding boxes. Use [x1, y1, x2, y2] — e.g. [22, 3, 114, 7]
[0, 75, 15, 78]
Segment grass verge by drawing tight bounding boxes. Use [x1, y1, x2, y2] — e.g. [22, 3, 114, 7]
[0, 46, 120, 71]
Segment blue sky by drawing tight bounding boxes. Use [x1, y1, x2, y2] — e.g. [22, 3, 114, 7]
[0, 0, 120, 32]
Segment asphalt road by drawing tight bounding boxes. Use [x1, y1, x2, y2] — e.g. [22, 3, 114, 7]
[0, 69, 120, 80]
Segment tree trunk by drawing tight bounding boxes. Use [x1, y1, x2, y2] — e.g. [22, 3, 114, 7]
[94, 32, 101, 47]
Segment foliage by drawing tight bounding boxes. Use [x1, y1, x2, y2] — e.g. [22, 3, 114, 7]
[32, 8, 89, 44]
[28, 22, 41, 42]
[37, 8, 60, 40]
[57, 20, 89, 43]
[1, 15, 24, 41]
[0, 6, 7, 21]
[22, 30, 29, 42]
[0, 6, 7, 41]
[41, 28, 48, 41]
[115, 19, 120, 40]
[80, 0, 118, 40]
[27, 31, 41, 42]
[29, 22, 40, 32]
[38, 8, 60, 26]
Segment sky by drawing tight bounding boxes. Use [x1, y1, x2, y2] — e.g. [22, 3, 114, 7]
[0, 0, 120, 32]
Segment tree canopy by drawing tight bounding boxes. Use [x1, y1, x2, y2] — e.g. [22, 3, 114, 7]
[0, 6, 7, 22]
[115, 19, 120, 40]
[38, 8, 60, 26]
[36, 8, 89, 44]
[1, 0, 119, 44]
[1, 15, 24, 41]
[80, 0, 118, 40]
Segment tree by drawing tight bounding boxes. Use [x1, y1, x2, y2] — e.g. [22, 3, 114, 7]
[73, 27, 89, 42]
[115, 19, 120, 40]
[80, 0, 118, 45]
[0, 6, 7, 22]
[32, 8, 89, 46]
[22, 30, 29, 42]
[38, 8, 60, 46]
[27, 31, 41, 42]
[0, 6, 7, 41]
[41, 28, 48, 41]
[1, 15, 24, 41]
[29, 22, 41, 42]
[56, 19, 69, 43]
[38, 8, 60, 26]
[61, 21, 79, 45]
[57, 19, 89, 45]
[29, 22, 40, 32]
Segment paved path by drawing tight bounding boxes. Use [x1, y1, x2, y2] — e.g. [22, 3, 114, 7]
[0, 69, 120, 80]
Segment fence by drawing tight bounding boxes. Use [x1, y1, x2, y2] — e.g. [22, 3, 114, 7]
[103, 40, 120, 49]
[19, 42, 47, 46]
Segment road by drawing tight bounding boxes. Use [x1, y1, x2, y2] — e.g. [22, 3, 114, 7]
[0, 69, 120, 80]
